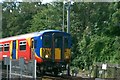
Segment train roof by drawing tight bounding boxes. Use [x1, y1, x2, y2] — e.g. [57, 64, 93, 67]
[0, 30, 63, 42]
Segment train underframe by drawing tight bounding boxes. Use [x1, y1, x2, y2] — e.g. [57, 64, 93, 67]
[37, 61, 70, 76]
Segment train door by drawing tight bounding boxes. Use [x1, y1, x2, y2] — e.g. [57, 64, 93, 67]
[31, 38, 38, 59]
[12, 40, 16, 59]
[31, 38, 34, 59]
[52, 33, 64, 61]
[52, 33, 71, 75]
[33, 37, 38, 54]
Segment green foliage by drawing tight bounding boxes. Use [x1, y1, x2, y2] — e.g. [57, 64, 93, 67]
[2, 2, 41, 37]
[29, 3, 63, 32]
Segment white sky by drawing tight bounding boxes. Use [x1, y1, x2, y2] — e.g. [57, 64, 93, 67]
[0, 0, 119, 4]
[0, 0, 2, 3]
[0, 0, 54, 3]
[42, 0, 54, 4]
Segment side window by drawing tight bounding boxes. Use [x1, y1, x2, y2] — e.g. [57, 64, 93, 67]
[31, 39, 34, 48]
[4, 43, 9, 51]
[31, 38, 37, 49]
[0, 44, 3, 52]
[34, 40, 37, 48]
[20, 41, 26, 50]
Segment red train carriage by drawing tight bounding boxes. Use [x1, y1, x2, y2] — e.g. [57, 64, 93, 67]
[0, 32, 35, 61]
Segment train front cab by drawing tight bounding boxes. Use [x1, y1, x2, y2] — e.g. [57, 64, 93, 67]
[39, 32, 71, 75]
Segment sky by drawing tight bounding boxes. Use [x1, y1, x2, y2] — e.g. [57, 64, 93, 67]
[42, 0, 54, 4]
[0, 0, 119, 4]
[0, 0, 54, 3]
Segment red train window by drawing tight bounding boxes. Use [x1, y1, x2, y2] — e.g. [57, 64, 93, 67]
[4, 43, 9, 51]
[20, 41, 26, 50]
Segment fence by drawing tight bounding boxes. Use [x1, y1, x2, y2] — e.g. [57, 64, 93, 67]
[92, 62, 120, 79]
[2, 57, 36, 79]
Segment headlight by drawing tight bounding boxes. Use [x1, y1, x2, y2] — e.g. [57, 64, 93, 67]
[65, 56, 69, 59]
[45, 54, 49, 58]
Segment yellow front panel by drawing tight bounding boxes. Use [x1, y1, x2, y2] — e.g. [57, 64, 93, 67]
[40, 48, 70, 60]
[40, 48, 51, 58]
[64, 49, 71, 59]
[55, 48, 61, 60]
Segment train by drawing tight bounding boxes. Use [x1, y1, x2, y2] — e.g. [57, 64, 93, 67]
[0, 30, 71, 76]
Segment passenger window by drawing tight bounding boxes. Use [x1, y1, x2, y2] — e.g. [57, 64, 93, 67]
[31, 39, 34, 48]
[31, 39, 37, 48]
[0, 44, 3, 52]
[34, 40, 37, 48]
[4, 43, 9, 51]
[20, 41, 26, 50]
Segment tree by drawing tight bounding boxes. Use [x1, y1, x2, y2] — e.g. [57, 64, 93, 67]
[29, 3, 63, 32]
[2, 2, 42, 37]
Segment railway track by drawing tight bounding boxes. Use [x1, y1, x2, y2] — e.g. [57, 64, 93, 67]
[1, 75, 86, 80]
[2, 71, 94, 80]
[38, 76, 82, 80]
[2, 68, 95, 80]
